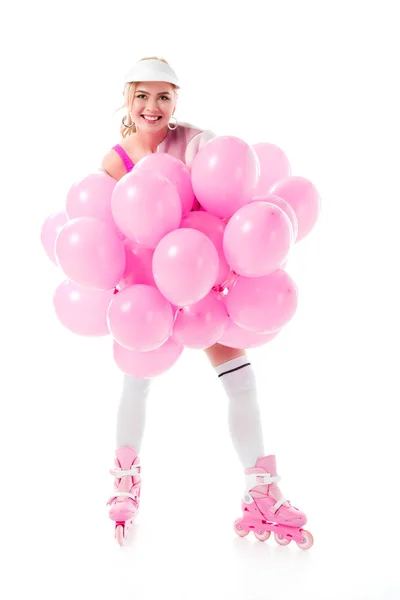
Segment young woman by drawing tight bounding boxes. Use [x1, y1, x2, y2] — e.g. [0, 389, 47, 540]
[101, 57, 311, 549]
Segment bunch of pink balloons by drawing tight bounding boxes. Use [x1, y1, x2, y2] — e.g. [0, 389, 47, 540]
[41, 137, 321, 378]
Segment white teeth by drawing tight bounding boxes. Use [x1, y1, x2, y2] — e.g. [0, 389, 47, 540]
[143, 116, 159, 121]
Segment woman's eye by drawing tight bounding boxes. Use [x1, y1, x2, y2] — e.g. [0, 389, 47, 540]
[136, 94, 169, 100]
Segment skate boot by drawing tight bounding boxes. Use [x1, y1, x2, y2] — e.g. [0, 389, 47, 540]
[107, 446, 141, 546]
[234, 454, 313, 550]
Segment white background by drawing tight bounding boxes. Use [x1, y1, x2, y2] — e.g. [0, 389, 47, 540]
[1, 1, 400, 599]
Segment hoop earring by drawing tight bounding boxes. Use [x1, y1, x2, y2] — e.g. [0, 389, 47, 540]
[168, 116, 178, 131]
[122, 116, 135, 128]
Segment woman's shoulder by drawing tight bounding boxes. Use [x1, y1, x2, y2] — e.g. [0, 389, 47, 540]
[101, 148, 126, 181]
[177, 121, 203, 132]
[177, 122, 215, 138]
[101, 135, 138, 180]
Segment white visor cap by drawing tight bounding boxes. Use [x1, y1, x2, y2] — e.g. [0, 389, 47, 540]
[124, 59, 180, 88]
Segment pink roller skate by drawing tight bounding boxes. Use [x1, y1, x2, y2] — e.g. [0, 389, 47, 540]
[107, 446, 141, 546]
[234, 455, 313, 550]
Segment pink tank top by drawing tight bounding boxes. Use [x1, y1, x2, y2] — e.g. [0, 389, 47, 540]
[112, 145, 135, 172]
[111, 124, 203, 174]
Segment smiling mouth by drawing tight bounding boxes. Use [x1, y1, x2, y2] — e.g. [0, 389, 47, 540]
[141, 115, 162, 123]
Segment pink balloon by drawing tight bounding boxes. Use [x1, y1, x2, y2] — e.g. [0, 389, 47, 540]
[111, 169, 182, 248]
[268, 176, 321, 242]
[226, 270, 298, 332]
[120, 240, 155, 288]
[108, 284, 173, 351]
[153, 228, 219, 306]
[223, 202, 293, 277]
[113, 337, 184, 378]
[40, 211, 68, 265]
[135, 153, 195, 217]
[180, 211, 230, 286]
[173, 292, 229, 349]
[218, 318, 280, 349]
[66, 173, 117, 227]
[153, 229, 218, 306]
[55, 217, 125, 290]
[252, 194, 299, 242]
[252, 143, 291, 196]
[53, 280, 114, 336]
[191, 136, 260, 218]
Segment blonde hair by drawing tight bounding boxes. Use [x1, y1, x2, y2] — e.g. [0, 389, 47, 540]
[120, 56, 177, 138]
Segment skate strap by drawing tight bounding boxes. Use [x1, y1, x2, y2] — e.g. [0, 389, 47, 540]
[245, 472, 281, 489]
[272, 497, 288, 514]
[110, 491, 138, 501]
[107, 491, 139, 505]
[110, 465, 141, 478]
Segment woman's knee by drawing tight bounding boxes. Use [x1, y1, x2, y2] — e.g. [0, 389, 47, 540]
[203, 343, 246, 367]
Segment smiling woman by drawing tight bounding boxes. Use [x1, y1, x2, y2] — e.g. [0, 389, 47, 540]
[120, 57, 177, 137]
[101, 57, 214, 178]
[100, 56, 312, 551]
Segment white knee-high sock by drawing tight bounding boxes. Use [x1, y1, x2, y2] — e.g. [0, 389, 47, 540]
[116, 375, 151, 451]
[215, 356, 265, 469]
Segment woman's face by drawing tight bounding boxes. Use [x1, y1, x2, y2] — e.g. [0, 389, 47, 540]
[129, 81, 176, 132]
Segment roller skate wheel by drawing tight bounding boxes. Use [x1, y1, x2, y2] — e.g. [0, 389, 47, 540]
[254, 529, 271, 542]
[274, 532, 291, 546]
[296, 529, 314, 550]
[115, 524, 125, 546]
[234, 519, 249, 537]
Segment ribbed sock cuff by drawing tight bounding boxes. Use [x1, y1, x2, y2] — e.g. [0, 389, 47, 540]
[214, 355, 251, 378]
